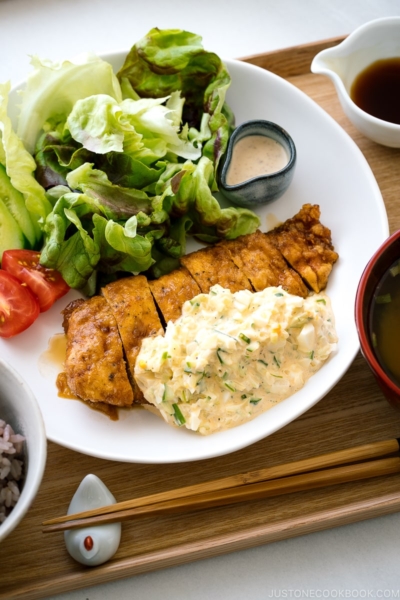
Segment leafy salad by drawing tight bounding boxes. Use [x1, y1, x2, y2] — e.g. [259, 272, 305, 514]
[0, 28, 260, 295]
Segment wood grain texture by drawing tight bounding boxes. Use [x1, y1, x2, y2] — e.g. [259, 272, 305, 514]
[240, 36, 346, 77]
[2, 37, 400, 600]
[43, 439, 400, 528]
[42, 457, 400, 533]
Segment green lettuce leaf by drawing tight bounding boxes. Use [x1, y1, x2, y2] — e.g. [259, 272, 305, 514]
[17, 53, 122, 155]
[168, 156, 261, 237]
[34, 131, 72, 189]
[148, 215, 192, 278]
[117, 28, 233, 170]
[66, 93, 201, 161]
[0, 82, 51, 233]
[66, 163, 154, 220]
[20, 31, 261, 290]
[98, 153, 166, 189]
[35, 130, 167, 191]
[104, 216, 154, 273]
[40, 186, 155, 289]
[40, 193, 102, 288]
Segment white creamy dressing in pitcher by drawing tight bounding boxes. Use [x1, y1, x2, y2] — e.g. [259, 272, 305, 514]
[226, 135, 289, 185]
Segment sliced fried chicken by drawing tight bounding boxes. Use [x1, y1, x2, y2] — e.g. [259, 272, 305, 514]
[63, 296, 134, 407]
[220, 229, 309, 298]
[61, 298, 85, 334]
[102, 275, 163, 403]
[60, 205, 338, 412]
[180, 244, 252, 293]
[148, 266, 201, 324]
[266, 204, 338, 292]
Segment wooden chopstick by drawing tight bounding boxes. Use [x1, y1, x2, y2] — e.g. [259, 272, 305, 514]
[42, 456, 400, 533]
[43, 439, 399, 527]
[42, 439, 400, 533]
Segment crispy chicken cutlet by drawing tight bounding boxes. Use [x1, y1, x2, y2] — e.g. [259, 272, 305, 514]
[148, 266, 201, 324]
[266, 204, 338, 292]
[62, 296, 133, 406]
[180, 245, 252, 293]
[220, 229, 309, 298]
[60, 204, 339, 413]
[101, 275, 163, 403]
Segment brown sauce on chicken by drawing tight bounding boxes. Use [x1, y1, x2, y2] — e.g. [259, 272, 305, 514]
[60, 204, 338, 415]
[56, 372, 119, 420]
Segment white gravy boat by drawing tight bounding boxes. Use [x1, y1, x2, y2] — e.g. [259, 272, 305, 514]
[311, 17, 400, 147]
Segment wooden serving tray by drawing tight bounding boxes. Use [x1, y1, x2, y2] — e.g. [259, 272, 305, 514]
[2, 36, 400, 600]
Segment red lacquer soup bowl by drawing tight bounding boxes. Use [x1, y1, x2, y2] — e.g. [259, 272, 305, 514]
[355, 229, 400, 410]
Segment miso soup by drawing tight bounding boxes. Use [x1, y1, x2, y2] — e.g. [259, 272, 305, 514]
[370, 259, 400, 386]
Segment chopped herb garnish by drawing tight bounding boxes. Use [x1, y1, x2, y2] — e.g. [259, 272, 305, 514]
[239, 333, 251, 344]
[275, 292, 284, 297]
[273, 355, 281, 368]
[213, 329, 237, 341]
[258, 359, 269, 367]
[216, 348, 225, 364]
[390, 263, 400, 277]
[173, 403, 186, 426]
[184, 363, 192, 373]
[376, 293, 392, 304]
[224, 382, 236, 392]
[309, 350, 314, 360]
[241, 394, 247, 399]
[162, 351, 170, 360]
[316, 298, 326, 305]
[250, 398, 261, 404]
[162, 384, 174, 402]
[190, 300, 200, 307]
[271, 374, 283, 378]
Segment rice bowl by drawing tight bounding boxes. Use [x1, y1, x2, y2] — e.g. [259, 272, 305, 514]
[0, 359, 47, 543]
[0, 419, 25, 523]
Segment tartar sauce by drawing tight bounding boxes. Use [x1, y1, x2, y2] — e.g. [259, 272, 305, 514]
[135, 285, 337, 435]
[226, 135, 288, 185]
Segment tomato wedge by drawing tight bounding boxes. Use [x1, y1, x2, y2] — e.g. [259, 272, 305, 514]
[2, 250, 70, 312]
[0, 270, 40, 338]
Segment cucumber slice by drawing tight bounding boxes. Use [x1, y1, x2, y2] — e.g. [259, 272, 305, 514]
[0, 164, 37, 247]
[0, 197, 25, 262]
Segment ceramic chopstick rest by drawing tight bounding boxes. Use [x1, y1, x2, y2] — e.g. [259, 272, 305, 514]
[64, 474, 121, 566]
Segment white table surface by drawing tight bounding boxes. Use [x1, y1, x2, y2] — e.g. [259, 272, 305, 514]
[2, 0, 400, 598]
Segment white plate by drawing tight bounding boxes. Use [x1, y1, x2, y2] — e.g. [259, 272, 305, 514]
[0, 54, 388, 463]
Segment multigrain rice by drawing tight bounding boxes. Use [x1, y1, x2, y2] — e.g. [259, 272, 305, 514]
[0, 419, 25, 524]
